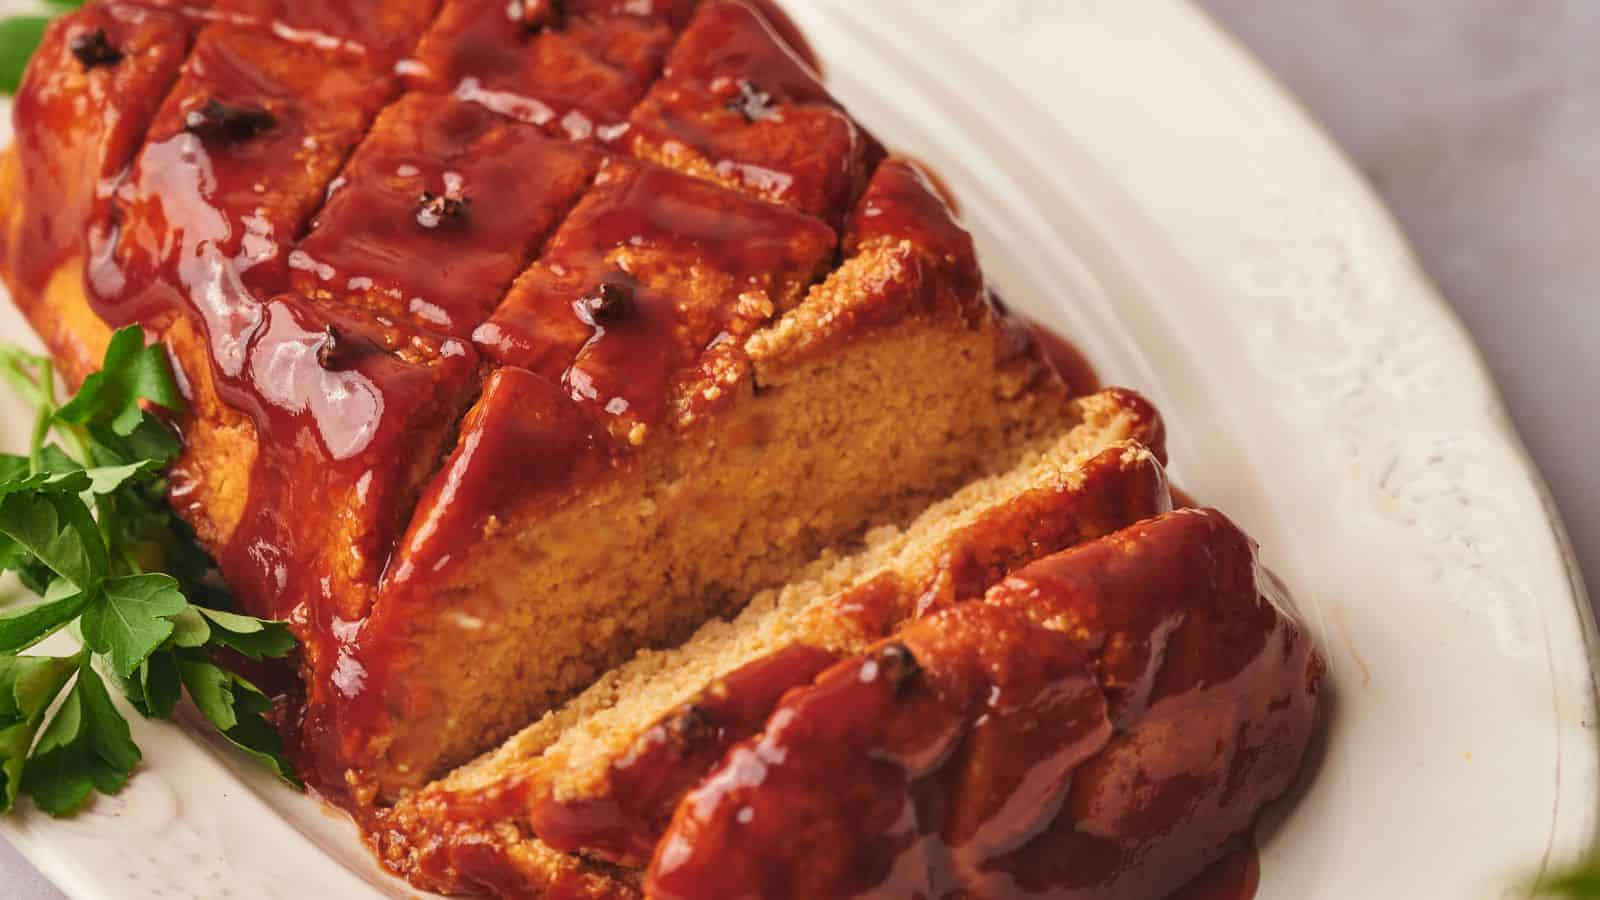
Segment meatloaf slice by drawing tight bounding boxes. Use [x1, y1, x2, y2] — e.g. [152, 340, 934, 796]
[646, 508, 1324, 900]
[372, 423, 1169, 897]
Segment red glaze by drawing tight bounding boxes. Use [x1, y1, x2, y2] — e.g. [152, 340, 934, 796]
[87, 24, 394, 358]
[293, 94, 600, 336]
[845, 444, 1174, 637]
[289, 364, 588, 793]
[1167, 843, 1261, 900]
[649, 1, 830, 107]
[742, 0, 820, 74]
[385, 366, 599, 590]
[407, 0, 681, 141]
[4, 6, 195, 308]
[209, 0, 441, 63]
[225, 298, 479, 794]
[528, 643, 840, 865]
[626, 0, 877, 223]
[475, 157, 836, 442]
[61, 21, 484, 801]
[895, 153, 962, 216]
[978, 509, 1320, 900]
[847, 158, 982, 302]
[646, 509, 1323, 899]
[647, 603, 1114, 900]
[1026, 318, 1103, 397]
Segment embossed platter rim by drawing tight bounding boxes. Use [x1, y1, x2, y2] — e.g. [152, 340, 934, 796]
[0, 1, 1593, 898]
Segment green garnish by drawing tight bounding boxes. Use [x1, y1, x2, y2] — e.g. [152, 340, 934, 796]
[0, 17, 50, 95]
[0, 327, 298, 817]
[1544, 860, 1600, 898]
[0, 2, 92, 96]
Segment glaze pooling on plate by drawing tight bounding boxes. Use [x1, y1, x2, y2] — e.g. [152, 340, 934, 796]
[0, 1, 1591, 898]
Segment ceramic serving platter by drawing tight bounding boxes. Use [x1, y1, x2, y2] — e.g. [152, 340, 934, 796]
[0, 1, 1593, 898]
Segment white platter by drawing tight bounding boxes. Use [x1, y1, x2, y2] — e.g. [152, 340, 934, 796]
[1, 1, 1594, 898]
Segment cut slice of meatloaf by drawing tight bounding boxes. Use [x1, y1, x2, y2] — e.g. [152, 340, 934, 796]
[370, 423, 1170, 898]
[1, 0, 1116, 801]
[645, 508, 1325, 900]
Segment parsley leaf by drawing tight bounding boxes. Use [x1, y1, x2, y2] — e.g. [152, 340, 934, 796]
[177, 660, 298, 786]
[198, 608, 297, 661]
[0, 580, 88, 654]
[79, 575, 186, 678]
[0, 492, 105, 591]
[55, 327, 184, 439]
[22, 664, 139, 815]
[0, 654, 79, 813]
[0, 17, 50, 96]
[0, 326, 301, 816]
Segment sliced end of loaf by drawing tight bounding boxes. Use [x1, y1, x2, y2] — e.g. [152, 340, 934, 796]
[368, 390, 1170, 895]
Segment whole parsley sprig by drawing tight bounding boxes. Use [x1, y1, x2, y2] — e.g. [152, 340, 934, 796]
[0, 327, 298, 817]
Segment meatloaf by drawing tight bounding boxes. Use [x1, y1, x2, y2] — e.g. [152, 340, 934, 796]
[372, 402, 1169, 896]
[369, 491, 1322, 899]
[2, 0, 1089, 798]
[0, 2, 1327, 898]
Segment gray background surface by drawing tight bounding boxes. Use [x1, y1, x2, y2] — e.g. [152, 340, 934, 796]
[3, 1, 1595, 896]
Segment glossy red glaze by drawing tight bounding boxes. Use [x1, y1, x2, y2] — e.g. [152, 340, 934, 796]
[1027, 318, 1103, 397]
[51, 20, 488, 800]
[893, 153, 964, 217]
[224, 297, 479, 789]
[475, 157, 835, 440]
[293, 94, 600, 336]
[1167, 843, 1261, 900]
[847, 158, 982, 301]
[646, 509, 1322, 899]
[647, 603, 1113, 900]
[4, 5, 195, 305]
[529, 643, 840, 865]
[979, 510, 1320, 900]
[743, 0, 819, 74]
[840, 446, 1175, 640]
[209, 0, 441, 63]
[87, 24, 393, 354]
[653, 0, 829, 107]
[407, 0, 680, 141]
[385, 366, 598, 590]
[626, 0, 876, 222]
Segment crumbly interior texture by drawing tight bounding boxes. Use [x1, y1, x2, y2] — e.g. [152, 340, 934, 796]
[372, 394, 1166, 898]
[370, 308, 1071, 785]
[446, 405, 1155, 801]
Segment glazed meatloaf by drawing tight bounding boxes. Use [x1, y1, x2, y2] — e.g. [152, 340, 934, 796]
[1, 0, 1091, 797]
[374, 410, 1171, 896]
[1, 1, 1327, 898]
[369, 486, 1323, 900]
